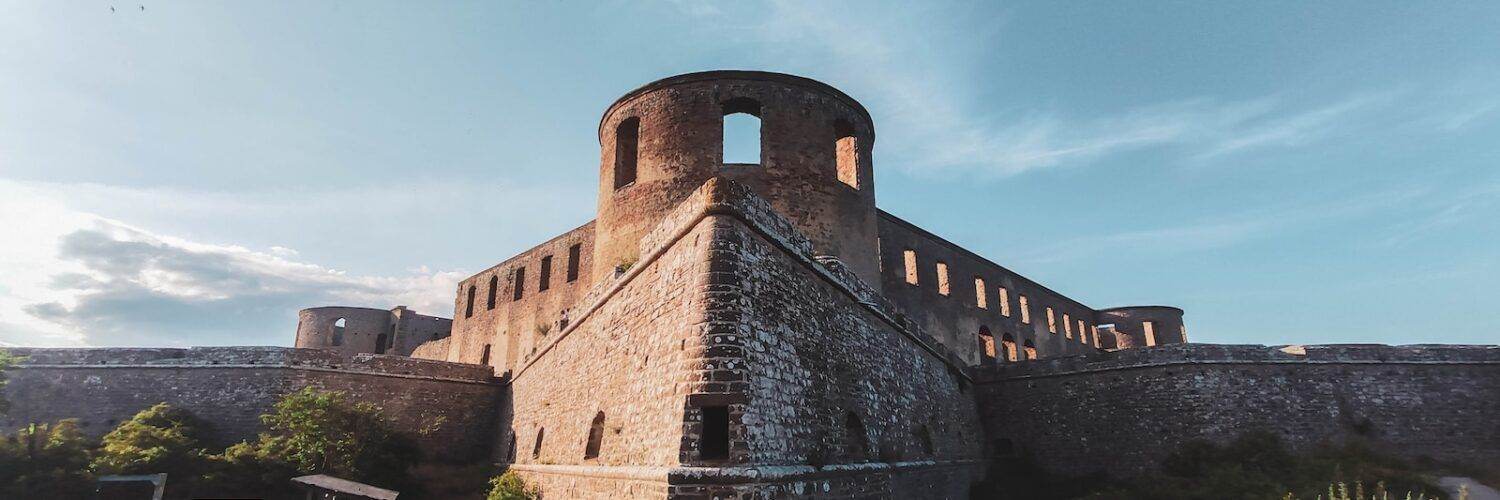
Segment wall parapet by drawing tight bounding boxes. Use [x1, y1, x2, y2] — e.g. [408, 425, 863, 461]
[976, 343, 1500, 382]
[6, 347, 496, 384]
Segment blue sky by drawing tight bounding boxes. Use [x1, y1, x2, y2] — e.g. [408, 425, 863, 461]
[2, 1, 1497, 347]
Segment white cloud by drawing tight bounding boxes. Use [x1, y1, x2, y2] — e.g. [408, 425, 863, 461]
[0, 181, 466, 347]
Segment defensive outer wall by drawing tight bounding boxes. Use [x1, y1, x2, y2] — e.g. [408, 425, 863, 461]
[975, 343, 1500, 479]
[1, 347, 501, 463]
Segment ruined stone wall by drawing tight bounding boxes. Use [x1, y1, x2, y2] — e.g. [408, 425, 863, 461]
[390, 307, 452, 356]
[1, 347, 501, 462]
[878, 212, 1101, 366]
[975, 344, 1500, 478]
[294, 306, 394, 356]
[447, 222, 594, 375]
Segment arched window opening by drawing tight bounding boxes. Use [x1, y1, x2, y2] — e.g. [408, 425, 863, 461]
[1023, 340, 1038, 360]
[700, 405, 730, 460]
[487, 275, 498, 310]
[532, 428, 545, 459]
[614, 117, 639, 190]
[974, 277, 988, 309]
[721, 98, 761, 165]
[915, 425, 934, 456]
[1001, 333, 1018, 362]
[465, 285, 476, 318]
[584, 412, 606, 459]
[833, 119, 859, 189]
[843, 412, 869, 462]
[977, 327, 996, 363]
[374, 334, 389, 355]
[330, 318, 346, 346]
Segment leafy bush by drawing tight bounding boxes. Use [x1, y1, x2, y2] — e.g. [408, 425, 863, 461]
[0, 420, 94, 500]
[91, 403, 213, 499]
[487, 470, 539, 500]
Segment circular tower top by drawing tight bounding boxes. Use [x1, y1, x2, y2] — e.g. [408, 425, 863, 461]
[592, 71, 883, 289]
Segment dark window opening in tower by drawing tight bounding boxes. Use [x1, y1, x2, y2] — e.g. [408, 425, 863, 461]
[375, 333, 388, 354]
[978, 326, 996, 363]
[480, 344, 491, 366]
[465, 285, 476, 318]
[614, 118, 639, 190]
[487, 275, 498, 310]
[843, 411, 869, 461]
[566, 243, 581, 282]
[1002, 333, 1018, 362]
[721, 97, 761, 165]
[584, 412, 606, 459]
[539, 256, 553, 292]
[532, 428, 545, 459]
[331, 318, 345, 346]
[700, 405, 730, 460]
[513, 267, 526, 301]
[834, 119, 859, 189]
[915, 424, 934, 455]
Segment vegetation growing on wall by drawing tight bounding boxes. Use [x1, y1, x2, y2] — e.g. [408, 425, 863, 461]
[0, 349, 20, 416]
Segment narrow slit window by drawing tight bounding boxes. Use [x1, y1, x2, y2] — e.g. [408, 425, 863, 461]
[834, 119, 859, 189]
[999, 287, 1011, 317]
[974, 278, 988, 309]
[936, 262, 951, 296]
[1180, 324, 1188, 343]
[480, 344, 491, 366]
[539, 256, 553, 292]
[532, 428, 545, 459]
[1063, 313, 1073, 338]
[331, 318, 345, 346]
[464, 285, 476, 318]
[487, 275, 498, 310]
[903, 250, 919, 285]
[1078, 320, 1088, 344]
[700, 405, 730, 460]
[614, 118, 639, 189]
[1143, 321, 1157, 346]
[1092, 326, 1101, 348]
[513, 267, 526, 301]
[566, 243, 581, 282]
[1046, 307, 1057, 333]
[721, 98, 761, 165]
[1019, 295, 1031, 324]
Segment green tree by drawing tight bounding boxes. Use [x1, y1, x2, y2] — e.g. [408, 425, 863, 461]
[0, 419, 94, 500]
[202, 387, 421, 498]
[487, 471, 539, 500]
[0, 349, 21, 416]
[91, 403, 214, 498]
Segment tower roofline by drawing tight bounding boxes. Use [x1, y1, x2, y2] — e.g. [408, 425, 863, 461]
[598, 70, 875, 144]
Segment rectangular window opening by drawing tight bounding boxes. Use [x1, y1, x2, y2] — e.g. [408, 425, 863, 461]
[513, 267, 526, 301]
[974, 278, 988, 309]
[539, 256, 553, 292]
[1143, 321, 1157, 346]
[999, 287, 1011, 317]
[1046, 307, 1057, 333]
[836, 135, 859, 189]
[566, 244, 581, 282]
[936, 262, 951, 296]
[1063, 313, 1072, 338]
[1019, 295, 1030, 324]
[700, 405, 730, 460]
[903, 250, 919, 285]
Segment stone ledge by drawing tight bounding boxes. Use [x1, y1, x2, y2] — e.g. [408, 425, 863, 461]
[5, 347, 496, 383]
[976, 343, 1500, 382]
[509, 459, 984, 485]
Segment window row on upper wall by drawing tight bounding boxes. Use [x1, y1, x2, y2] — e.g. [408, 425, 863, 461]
[610, 98, 862, 191]
[463, 243, 584, 319]
[897, 247, 1098, 353]
[978, 328, 1038, 364]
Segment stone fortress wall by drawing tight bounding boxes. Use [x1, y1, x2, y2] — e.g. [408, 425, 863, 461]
[295, 305, 452, 357]
[975, 344, 1500, 478]
[1, 347, 500, 462]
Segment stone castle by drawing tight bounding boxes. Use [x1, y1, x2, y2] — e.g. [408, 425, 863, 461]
[5, 71, 1497, 499]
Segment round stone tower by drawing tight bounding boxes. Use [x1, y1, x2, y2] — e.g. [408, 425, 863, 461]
[1096, 306, 1187, 348]
[594, 71, 881, 290]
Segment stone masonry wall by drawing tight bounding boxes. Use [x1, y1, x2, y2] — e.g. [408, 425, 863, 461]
[975, 343, 1500, 478]
[878, 212, 1103, 366]
[2, 347, 501, 462]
